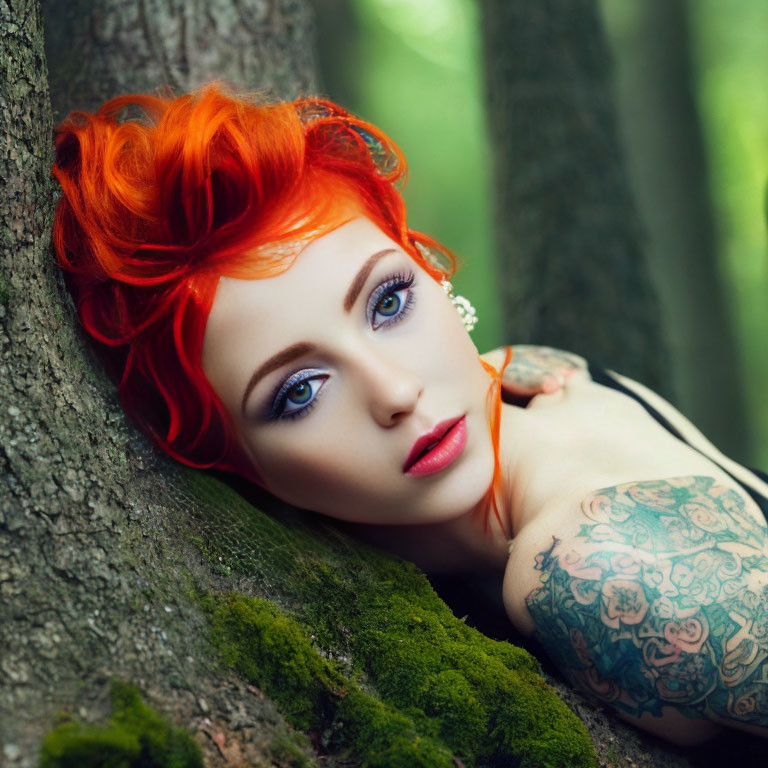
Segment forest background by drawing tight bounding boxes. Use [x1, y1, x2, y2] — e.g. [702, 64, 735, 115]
[314, 0, 768, 468]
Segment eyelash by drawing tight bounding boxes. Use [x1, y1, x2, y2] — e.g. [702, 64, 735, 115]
[367, 271, 416, 330]
[267, 270, 417, 422]
[267, 368, 328, 421]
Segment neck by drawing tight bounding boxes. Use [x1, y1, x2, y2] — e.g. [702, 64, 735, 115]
[341, 488, 514, 576]
[497, 401, 541, 537]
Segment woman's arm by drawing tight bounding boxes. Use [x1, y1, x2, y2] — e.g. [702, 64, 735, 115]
[524, 474, 768, 744]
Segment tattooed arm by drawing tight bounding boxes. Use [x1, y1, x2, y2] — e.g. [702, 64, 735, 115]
[525, 476, 768, 742]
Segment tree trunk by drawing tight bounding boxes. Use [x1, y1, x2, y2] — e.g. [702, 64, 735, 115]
[601, 0, 750, 461]
[480, 0, 669, 394]
[1, 2, 323, 765]
[43, 0, 319, 124]
[309, 0, 360, 109]
[1, 2, 597, 766]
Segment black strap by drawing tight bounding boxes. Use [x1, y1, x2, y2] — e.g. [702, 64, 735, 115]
[587, 364, 768, 519]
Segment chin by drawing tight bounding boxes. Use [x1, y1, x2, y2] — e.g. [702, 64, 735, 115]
[309, 463, 492, 526]
[380, 442, 495, 526]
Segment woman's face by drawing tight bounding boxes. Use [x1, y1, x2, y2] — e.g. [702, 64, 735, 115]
[202, 216, 494, 525]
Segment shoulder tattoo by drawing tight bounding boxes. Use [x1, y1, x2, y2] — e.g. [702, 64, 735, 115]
[525, 476, 768, 725]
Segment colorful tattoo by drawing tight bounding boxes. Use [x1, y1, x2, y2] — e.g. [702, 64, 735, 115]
[502, 346, 586, 391]
[525, 476, 768, 725]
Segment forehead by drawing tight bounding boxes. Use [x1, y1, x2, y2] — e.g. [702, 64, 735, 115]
[208, 216, 399, 332]
[201, 217, 405, 404]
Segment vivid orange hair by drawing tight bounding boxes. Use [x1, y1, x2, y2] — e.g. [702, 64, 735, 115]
[52, 83, 508, 535]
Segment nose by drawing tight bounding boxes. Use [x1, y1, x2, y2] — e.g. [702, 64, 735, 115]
[353, 347, 423, 427]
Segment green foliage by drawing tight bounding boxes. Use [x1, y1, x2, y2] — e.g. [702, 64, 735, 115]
[40, 681, 203, 768]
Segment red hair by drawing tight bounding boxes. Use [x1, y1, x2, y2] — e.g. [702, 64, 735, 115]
[52, 84, 508, 534]
[53, 85, 455, 479]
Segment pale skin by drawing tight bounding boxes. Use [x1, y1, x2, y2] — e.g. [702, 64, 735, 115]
[202, 215, 768, 745]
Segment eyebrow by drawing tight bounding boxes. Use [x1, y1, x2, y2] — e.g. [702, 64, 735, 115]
[241, 247, 397, 415]
[343, 248, 396, 312]
[241, 342, 317, 415]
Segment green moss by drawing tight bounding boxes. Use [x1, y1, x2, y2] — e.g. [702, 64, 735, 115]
[205, 593, 340, 731]
[267, 731, 316, 768]
[185, 471, 597, 766]
[40, 681, 203, 768]
[203, 593, 454, 767]
[294, 556, 596, 767]
[336, 689, 453, 768]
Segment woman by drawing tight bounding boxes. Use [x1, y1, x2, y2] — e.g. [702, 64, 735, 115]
[52, 84, 768, 746]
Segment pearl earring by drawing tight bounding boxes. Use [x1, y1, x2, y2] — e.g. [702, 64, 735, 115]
[413, 240, 479, 333]
[440, 279, 478, 333]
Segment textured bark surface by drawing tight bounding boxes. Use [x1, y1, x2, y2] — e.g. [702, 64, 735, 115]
[43, 0, 318, 123]
[480, 0, 668, 394]
[1, 1, 321, 765]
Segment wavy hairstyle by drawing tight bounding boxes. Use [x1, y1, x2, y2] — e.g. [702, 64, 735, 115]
[53, 85, 455, 473]
[52, 84, 507, 532]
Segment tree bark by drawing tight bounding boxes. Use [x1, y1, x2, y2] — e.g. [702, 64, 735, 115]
[1, 1, 322, 764]
[43, 0, 319, 124]
[479, 0, 669, 394]
[2, 2, 598, 766]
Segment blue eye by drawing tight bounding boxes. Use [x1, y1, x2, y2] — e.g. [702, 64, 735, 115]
[369, 272, 415, 330]
[269, 369, 328, 421]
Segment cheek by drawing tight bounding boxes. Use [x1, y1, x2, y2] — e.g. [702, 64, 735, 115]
[421, 312, 486, 395]
[421, 284, 481, 366]
[245, 432, 371, 507]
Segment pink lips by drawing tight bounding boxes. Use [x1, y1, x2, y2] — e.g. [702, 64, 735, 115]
[403, 416, 467, 476]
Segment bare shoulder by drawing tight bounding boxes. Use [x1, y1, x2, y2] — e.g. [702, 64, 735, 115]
[607, 370, 768, 500]
[509, 475, 768, 743]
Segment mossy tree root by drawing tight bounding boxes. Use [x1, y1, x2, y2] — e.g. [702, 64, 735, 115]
[204, 590, 597, 768]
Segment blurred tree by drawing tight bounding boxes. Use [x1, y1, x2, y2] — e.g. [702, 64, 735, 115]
[312, 0, 361, 108]
[602, 0, 749, 461]
[479, 0, 669, 393]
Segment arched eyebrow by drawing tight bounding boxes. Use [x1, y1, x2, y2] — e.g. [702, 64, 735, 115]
[241, 342, 317, 415]
[343, 248, 396, 311]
